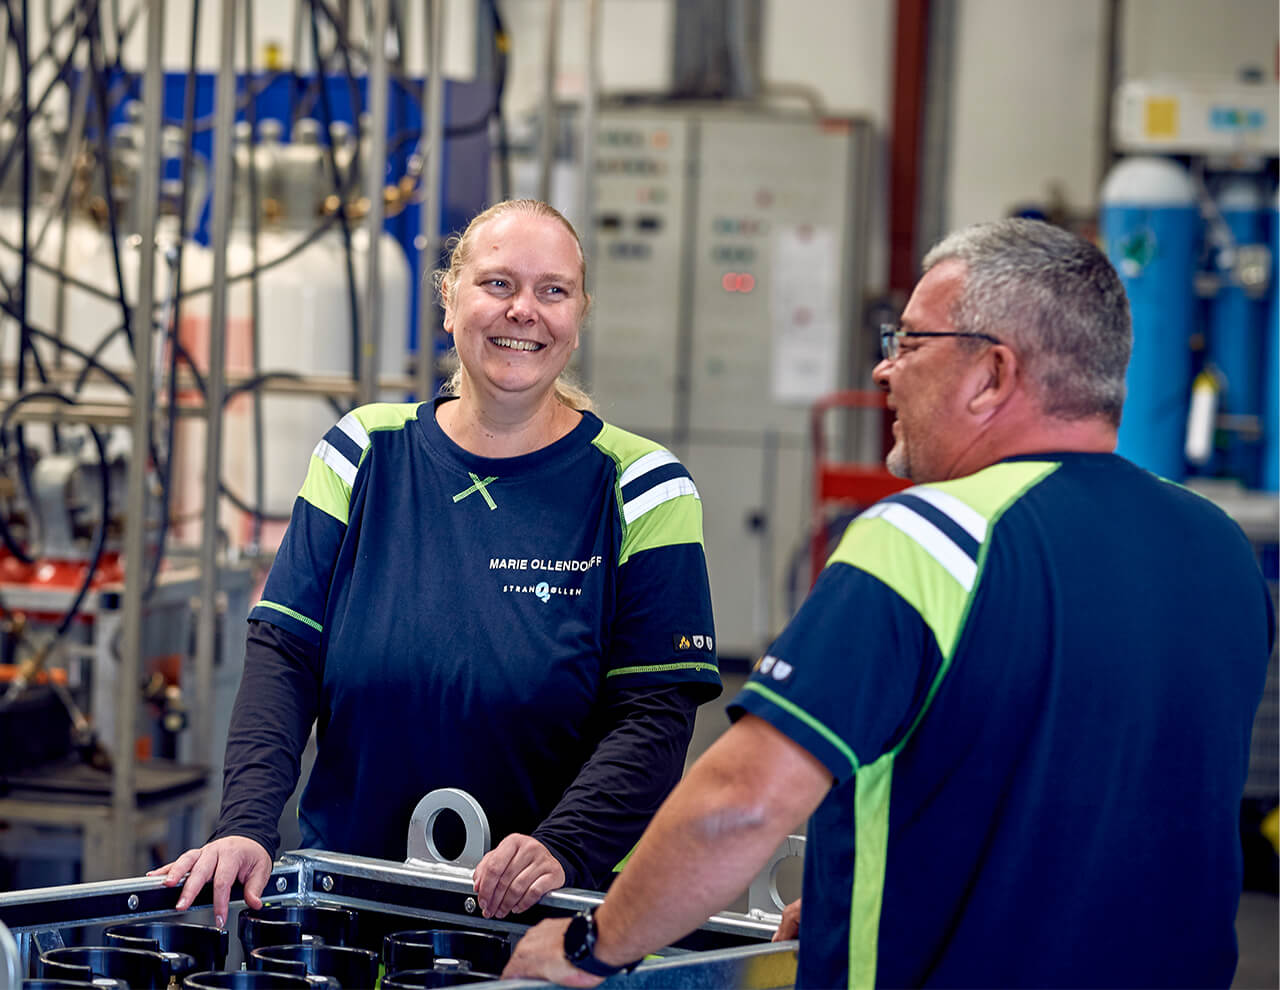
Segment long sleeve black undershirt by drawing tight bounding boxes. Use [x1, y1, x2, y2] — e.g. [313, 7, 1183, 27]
[211, 620, 702, 889]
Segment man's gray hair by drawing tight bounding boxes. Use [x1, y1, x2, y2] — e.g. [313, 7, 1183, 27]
[922, 218, 1131, 425]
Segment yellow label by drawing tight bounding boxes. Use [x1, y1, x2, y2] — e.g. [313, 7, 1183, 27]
[1144, 97, 1179, 138]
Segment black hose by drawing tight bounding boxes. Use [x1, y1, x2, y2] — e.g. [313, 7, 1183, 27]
[143, 0, 204, 600]
[0, 305, 134, 396]
[0, 389, 107, 568]
[308, 0, 362, 382]
[0, 396, 111, 714]
[0, 0, 95, 190]
[85, 3, 134, 355]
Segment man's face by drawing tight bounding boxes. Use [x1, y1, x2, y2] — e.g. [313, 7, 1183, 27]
[873, 260, 985, 483]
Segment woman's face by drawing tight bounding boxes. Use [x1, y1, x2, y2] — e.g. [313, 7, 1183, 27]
[443, 212, 585, 409]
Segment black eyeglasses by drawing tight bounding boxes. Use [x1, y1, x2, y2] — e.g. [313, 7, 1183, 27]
[879, 324, 1002, 362]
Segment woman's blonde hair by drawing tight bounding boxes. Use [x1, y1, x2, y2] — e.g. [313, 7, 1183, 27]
[433, 199, 594, 411]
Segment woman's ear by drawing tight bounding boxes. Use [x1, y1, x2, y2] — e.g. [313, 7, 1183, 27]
[440, 280, 455, 336]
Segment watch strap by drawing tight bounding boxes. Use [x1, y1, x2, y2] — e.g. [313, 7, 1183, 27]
[565, 906, 641, 978]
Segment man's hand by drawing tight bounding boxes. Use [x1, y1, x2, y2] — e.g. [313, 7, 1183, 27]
[472, 833, 566, 919]
[147, 836, 272, 929]
[501, 917, 602, 987]
[773, 897, 802, 941]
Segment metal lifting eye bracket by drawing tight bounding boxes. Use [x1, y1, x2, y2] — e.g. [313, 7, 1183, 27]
[747, 833, 806, 922]
[404, 787, 492, 870]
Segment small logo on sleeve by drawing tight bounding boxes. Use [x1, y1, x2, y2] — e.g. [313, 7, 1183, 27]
[757, 654, 793, 682]
[673, 633, 714, 653]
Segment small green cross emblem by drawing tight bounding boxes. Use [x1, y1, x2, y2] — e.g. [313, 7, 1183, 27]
[452, 473, 498, 510]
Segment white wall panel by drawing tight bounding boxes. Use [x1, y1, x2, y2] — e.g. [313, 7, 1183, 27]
[946, 0, 1108, 230]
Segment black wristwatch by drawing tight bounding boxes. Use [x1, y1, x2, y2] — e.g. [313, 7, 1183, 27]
[563, 906, 640, 978]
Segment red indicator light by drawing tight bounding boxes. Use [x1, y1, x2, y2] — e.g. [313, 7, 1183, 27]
[739, 273, 755, 293]
[722, 272, 737, 292]
[722, 272, 757, 293]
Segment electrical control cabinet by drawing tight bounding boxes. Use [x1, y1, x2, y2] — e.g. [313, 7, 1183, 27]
[588, 106, 872, 658]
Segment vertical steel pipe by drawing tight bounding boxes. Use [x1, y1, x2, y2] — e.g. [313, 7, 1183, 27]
[536, 0, 561, 204]
[577, 0, 600, 388]
[361, 0, 390, 406]
[113, 0, 167, 879]
[417, 0, 446, 401]
[192, 0, 240, 836]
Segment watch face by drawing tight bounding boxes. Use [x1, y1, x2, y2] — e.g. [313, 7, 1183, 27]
[564, 911, 593, 962]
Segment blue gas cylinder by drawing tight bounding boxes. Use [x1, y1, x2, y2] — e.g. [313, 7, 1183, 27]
[1262, 187, 1279, 492]
[1100, 157, 1200, 480]
[1206, 175, 1268, 486]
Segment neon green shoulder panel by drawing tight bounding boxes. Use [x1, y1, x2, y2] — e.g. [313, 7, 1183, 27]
[827, 461, 1058, 661]
[349, 401, 424, 435]
[591, 421, 704, 565]
[297, 402, 422, 524]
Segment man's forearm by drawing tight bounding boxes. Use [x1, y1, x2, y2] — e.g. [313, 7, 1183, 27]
[587, 716, 832, 967]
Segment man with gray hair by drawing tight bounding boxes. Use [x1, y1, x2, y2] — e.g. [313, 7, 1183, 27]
[504, 219, 1274, 988]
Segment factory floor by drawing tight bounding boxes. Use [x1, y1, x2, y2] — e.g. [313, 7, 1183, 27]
[691, 666, 1280, 989]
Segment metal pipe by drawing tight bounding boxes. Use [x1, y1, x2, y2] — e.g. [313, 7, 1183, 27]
[0, 365, 419, 400]
[360, 0, 390, 406]
[888, 0, 930, 294]
[417, 0, 446, 401]
[577, 0, 600, 389]
[1097, 0, 1123, 188]
[194, 0, 240, 837]
[113, 0, 167, 880]
[536, 0, 560, 204]
[916, 0, 955, 260]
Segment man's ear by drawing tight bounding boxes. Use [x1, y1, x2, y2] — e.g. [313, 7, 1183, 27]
[967, 345, 1018, 416]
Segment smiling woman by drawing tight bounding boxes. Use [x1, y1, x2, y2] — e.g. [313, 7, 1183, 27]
[435, 199, 595, 444]
[150, 199, 723, 935]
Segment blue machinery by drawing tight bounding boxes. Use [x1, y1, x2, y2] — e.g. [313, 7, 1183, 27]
[1101, 77, 1278, 492]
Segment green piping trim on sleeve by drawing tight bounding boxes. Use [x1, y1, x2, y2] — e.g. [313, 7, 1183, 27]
[849, 752, 893, 990]
[591, 421, 705, 565]
[255, 600, 323, 633]
[606, 661, 718, 678]
[740, 682, 859, 775]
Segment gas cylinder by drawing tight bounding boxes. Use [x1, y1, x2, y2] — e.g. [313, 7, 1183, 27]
[32, 111, 212, 409]
[349, 113, 413, 397]
[194, 118, 354, 550]
[1100, 156, 1200, 480]
[1262, 187, 1279, 493]
[172, 118, 283, 547]
[1204, 174, 1267, 486]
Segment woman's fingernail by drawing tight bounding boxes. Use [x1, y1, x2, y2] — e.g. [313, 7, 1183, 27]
[215, 915, 225, 929]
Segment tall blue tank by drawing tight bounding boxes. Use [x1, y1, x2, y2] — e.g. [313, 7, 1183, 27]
[1206, 176, 1268, 487]
[1101, 157, 1200, 480]
[1262, 187, 1279, 492]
